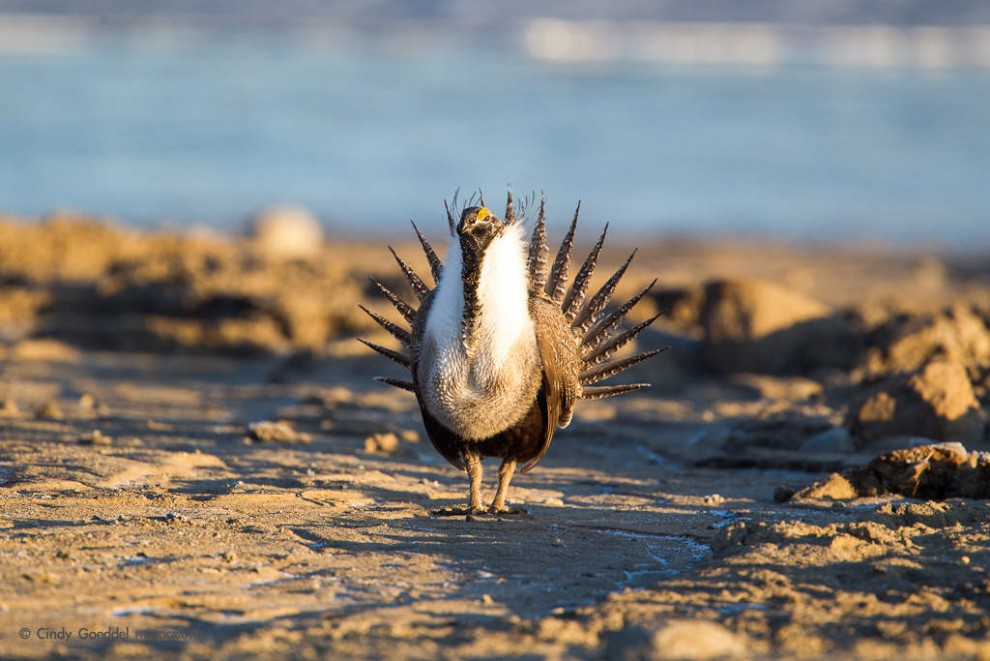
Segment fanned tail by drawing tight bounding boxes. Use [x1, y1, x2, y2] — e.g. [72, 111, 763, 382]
[526, 200, 663, 402]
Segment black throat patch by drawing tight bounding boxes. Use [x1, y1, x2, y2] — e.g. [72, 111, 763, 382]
[459, 242, 485, 356]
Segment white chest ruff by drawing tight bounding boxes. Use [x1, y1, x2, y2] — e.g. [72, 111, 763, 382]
[419, 225, 540, 440]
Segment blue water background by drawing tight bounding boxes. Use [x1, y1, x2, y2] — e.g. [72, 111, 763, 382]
[0, 32, 987, 246]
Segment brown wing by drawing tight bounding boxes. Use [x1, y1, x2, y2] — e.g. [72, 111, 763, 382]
[520, 295, 582, 473]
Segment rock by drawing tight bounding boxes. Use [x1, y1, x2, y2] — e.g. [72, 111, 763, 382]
[78, 430, 112, 446]
[249, 205, 324, 260]
[700, 278, 858, 374]
[847, 359, 986, 445]
[364, 432, 400, 454]
[864, 305, 990, 376]
[605, 620, 746, 660]
[246, 420, 311, 444]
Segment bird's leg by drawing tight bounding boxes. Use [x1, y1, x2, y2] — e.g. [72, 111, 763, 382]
[466, 452, 484, 511]
[489, 458, 519, 514]
[433, 452, 484, 517]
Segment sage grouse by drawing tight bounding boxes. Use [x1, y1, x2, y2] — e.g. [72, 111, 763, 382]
[361, 192, 662, 515]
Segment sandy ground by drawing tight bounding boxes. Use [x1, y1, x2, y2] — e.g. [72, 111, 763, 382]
[1, 216, 989, 659]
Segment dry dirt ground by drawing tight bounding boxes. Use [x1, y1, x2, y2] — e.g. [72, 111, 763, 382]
[1, 217, 989, 659]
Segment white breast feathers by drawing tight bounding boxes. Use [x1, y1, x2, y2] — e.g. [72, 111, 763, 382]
[420, 222, 539, 439]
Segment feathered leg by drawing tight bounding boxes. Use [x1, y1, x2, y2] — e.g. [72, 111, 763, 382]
[433, 452, 485, 517]
[489, 458, 518, 514]
[467, 453, 484, 512]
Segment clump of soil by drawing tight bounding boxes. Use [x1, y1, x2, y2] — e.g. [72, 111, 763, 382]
[0, 216, 399, 353]
[791, 442, 990, 500]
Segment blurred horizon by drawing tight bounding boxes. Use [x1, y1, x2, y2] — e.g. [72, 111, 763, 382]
[0, 3, 987, 248]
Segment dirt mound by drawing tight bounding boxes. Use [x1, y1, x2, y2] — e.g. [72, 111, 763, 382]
[0, 217, 383, 353]
[790, 443, 990, 500]
[862, 304, 990, 377]
[846, 359, 986, 445]
[699, 278, 859, 374]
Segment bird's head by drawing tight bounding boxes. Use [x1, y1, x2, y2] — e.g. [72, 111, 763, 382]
[457, 206, 504, 256]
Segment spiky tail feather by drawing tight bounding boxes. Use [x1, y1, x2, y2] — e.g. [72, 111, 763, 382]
[410, 220, 442, 285]
[545, 202, 579, 303]
[388, 247, 429, 301]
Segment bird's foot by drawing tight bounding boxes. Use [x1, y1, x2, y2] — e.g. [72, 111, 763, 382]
[431, 505, 484, 518]
[488, 504, 525, 516]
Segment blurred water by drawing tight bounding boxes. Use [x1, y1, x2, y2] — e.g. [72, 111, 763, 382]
[0, 32, 987, 245]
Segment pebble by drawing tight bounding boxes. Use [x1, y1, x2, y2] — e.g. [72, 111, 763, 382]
[78, 430, 112, 446]
[246, 420, 312, 444]
[364, 432, 400, 454]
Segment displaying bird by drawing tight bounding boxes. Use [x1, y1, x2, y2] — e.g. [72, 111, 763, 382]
[361, 192, 662, 515]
